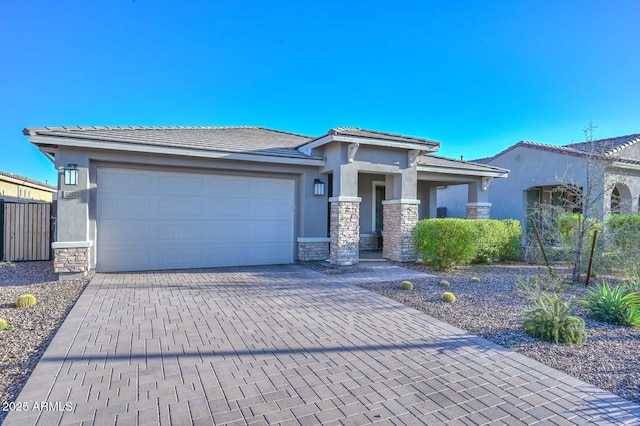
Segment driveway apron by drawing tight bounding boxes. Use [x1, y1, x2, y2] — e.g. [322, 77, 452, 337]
[5, 263, 640, 425]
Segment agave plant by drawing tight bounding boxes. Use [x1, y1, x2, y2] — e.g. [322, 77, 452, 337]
[581, 281, 640, 327]
[522, 293, 587, 345]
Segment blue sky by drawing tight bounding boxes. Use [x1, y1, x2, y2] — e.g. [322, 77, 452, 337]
[2, 0, 639, 185]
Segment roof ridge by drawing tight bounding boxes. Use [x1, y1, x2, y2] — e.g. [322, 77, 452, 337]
[0, 170, 56, 189]
[328, 127, 439, 144]
[29, 125, 316, 139]
[43, 125, 264, 131]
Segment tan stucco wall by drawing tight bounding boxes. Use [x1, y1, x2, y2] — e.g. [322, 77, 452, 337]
[0, 179, 54, 202]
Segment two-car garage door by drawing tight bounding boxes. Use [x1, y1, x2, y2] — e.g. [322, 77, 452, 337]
[96, 168, 294, 272]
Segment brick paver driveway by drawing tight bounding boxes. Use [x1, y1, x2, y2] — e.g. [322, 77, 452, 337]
[5, 263, 640, 425]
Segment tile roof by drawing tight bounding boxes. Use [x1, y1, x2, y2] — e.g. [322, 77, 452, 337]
[418, 155, 509, 175]
[565, 134, 640, 155]
[0, 171, 56, 190]
[25, 126, 317, 159]
[326, 127, 440, 146]
[479, 134, 640, 164]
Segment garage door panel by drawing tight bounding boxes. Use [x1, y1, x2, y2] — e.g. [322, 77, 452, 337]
[97, 168, 294, 272]
[157, 199, 205, 218]
[255, 180, 294, 198]
[157, 175, 204, 195]
[208, 198, 252, 217]
[100, 170, 152, 192]
[209, 177, 251, 196]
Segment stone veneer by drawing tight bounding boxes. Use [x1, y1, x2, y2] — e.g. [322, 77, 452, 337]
[52, 241, 91, 280]
[466, 202, 492, 219]
[329, 197, 360, 266]
[297, 238, 330, 261]
[382, 200, 419, 262]
[359, 234, 379, 251]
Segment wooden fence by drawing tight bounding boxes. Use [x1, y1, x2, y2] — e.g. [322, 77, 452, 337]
[1, 201, 52, 261]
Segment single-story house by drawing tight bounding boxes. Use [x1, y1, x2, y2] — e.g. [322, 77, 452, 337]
[25, 126, 508, 279]
[0, 171, 56, 203]
[437, 133, 640, 228]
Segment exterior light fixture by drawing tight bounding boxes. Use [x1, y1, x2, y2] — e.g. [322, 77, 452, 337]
[314, 179, 325, 196]
[63, 164, 78, 185]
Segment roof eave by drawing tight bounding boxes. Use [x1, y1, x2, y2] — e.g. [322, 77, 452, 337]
[29, 135, 325, 167]
[417, 164, 509, 178]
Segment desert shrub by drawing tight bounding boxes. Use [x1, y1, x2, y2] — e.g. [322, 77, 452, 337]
[515, 274, 569, 301]
[470, 277, 480, 283]
[439, 280, 450, 288]
[624, 269, 640, 294]
[16, 294, 37, 308]
[399, 281, 414, 291]
[558, 213, 602, 245]
[413, 219, 476, 271]
[522, 293, 587, 345]
[441, 292, 456, 303]
[581, 281, 640, 327]
[605, 215, 640, 275]
[0, 318, 8, 330]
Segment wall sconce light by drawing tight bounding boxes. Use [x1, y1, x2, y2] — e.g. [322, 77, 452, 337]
[63, 164, 78, 186]
[314, 179, 326, 196]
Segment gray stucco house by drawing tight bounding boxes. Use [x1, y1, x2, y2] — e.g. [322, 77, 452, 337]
[438, 133, 640, 228]
[25, 126, 508, 279]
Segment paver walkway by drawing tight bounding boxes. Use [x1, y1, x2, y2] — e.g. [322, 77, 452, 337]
[5, 263, 640, 425]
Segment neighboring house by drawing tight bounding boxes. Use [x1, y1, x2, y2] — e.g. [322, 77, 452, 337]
[24, 126, 508, 279]
[438, 133, 640, 229]
[0, 171, 56, 203]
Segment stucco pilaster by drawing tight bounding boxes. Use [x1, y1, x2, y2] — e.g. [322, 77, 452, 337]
[382, 199, 420, 262]
[329, 197, 361, 266]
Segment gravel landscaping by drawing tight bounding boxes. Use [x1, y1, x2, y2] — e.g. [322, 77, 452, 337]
[0, 261, 89, 424]
[357, 262, 640, 405]
[1, 259, 639, 425]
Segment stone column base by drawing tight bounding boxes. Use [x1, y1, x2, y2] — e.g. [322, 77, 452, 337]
[297, 238, 330, 261]
[466, 202, 492, 219]
[52, 241, 92, 280]
[329, 197, 361, 266]
[382, 199, 420, 262]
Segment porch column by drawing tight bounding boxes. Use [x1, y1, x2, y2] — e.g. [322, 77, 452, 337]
[329, 196, 361, 266]
[54, 164, 92, 280]
[382, 199, 420, 262]
[466, 202, 492, 219]
[466, 179, 492, 219]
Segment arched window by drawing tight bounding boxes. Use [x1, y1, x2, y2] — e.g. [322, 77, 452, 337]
[611, 187, 621, 214]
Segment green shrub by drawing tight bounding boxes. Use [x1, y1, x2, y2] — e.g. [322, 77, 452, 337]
[470, 277, 480, 283]
[606, 214, 640, 250]
[16, 294, 37, 308]
[500, 219, 524, 261]
[470, 219, 522, 263]
[581, 281, 640, 327]
[522, 294, 587, 345]
[0, 318, 8, 329]
[472, 219, 501, 264]
[413, 219, 522, 271]
[439, 280, 450, 288]
[606, 215, 640, 274]
[399, 281, 414, 291]
[413, 219, 476, 271]
[441, 292, 456, 303]
[558, 213, 602, 245]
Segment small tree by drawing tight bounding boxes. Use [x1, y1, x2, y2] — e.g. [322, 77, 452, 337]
[528, 121, 626, 283]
